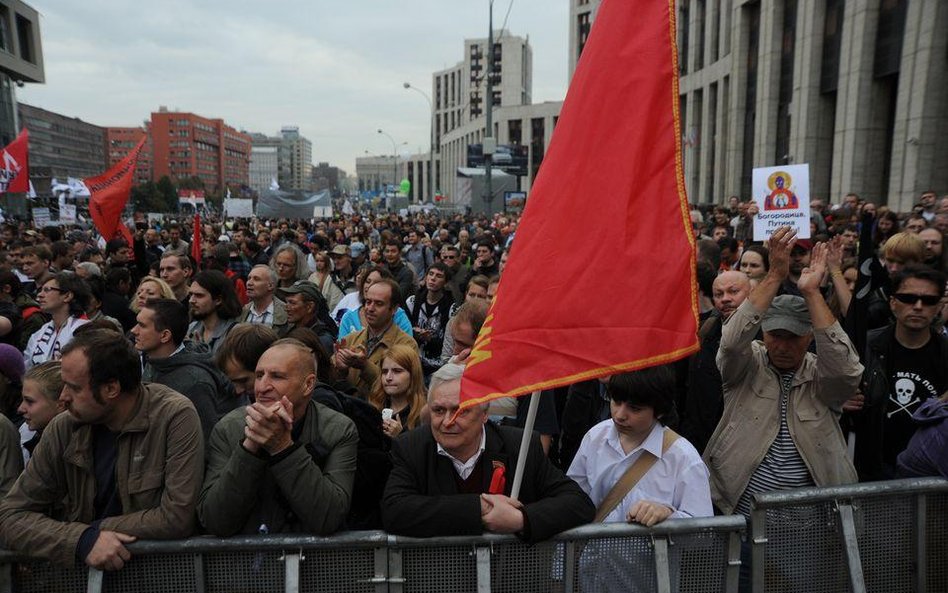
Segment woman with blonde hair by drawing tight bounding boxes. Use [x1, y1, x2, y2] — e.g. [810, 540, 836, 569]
[308, 251, 345, 312]
[17, 361, 64, 461]
[368, 344, 426, 439]
[130, 276, 175, 313]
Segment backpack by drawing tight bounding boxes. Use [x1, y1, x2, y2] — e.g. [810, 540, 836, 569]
[309, 383, 392, 529]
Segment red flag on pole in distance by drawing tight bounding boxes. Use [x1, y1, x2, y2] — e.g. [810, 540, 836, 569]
[85, 137, 145, 243]
[459, 0, 699, 410]
[0, 129, 29, 194]
[192, 212, 202, 267]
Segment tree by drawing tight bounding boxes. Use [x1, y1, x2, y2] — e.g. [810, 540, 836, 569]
[156, 176, 177, 211]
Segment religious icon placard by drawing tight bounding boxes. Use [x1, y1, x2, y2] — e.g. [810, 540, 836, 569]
[752, 164, 810, 240]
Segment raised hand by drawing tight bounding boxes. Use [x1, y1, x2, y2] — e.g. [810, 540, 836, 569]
[766, 226, 798, 280]
[798, 241, 828, 295]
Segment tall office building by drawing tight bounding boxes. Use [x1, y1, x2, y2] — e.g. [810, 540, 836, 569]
[105, 126, 152, 185]
[279, 126, 313, 191]
[19, 103, 107, 188]
[432, 31, 539, 205]
[149, 107, 252, 192]
[573, 0, 947, 210]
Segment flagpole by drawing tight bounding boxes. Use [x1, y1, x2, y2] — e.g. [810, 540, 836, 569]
[509, 390, 540, 501]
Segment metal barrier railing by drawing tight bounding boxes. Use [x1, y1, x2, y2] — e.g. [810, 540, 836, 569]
[0, 516, 746, 593]
[4, 477, 947, 593]
[750, 477, 948, 593]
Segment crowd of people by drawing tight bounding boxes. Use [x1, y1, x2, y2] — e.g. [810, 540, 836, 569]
[0, 190, 943, 584]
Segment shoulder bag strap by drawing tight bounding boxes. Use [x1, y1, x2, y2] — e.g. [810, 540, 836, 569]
[593, 429, 681, 522]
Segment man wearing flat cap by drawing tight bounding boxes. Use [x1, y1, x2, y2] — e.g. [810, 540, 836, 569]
[704, 227, 863, 517]
[276, 281, 338, 355]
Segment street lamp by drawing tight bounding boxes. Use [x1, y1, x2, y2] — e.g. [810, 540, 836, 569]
[377, 129, 398, 202]
[403, 81, 434, 204]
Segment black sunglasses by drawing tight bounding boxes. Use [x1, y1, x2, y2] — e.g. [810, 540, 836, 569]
[892, 293, 942, 307]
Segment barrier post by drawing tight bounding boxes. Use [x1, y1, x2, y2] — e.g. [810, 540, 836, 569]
[193, 553, 206, 593]
[0, 562, 12, 593]
[750, 507, 767, 593]
[563, 541, 577, 593]
[380, 545, 398, 593]
[725, 528, 742, 593]
[86, 568, 103, 593]
[836, 502, 866, 593]
[915, 494, 928, 593]
[475, 546, 491, 593]
[652, 536, 672, 593]
[284, 552, 301, 593]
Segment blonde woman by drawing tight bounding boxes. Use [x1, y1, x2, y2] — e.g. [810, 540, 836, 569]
[17, 361, 64, 462]
[130, 277, 175, 314]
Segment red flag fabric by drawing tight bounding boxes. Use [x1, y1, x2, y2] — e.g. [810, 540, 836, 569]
[85, 137, 145, 242]
[192, 212, 202, 267]
[0, 129, 29, 194]
[460, 0, 698, 409]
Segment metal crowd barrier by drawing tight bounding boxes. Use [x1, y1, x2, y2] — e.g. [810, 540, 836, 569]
[0, 516, 745, 593]
[3, 477, 945, 593]
[750, 477, 948, 593]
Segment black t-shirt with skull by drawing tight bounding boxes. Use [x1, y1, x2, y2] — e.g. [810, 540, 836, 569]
[883, 338, 946, 467]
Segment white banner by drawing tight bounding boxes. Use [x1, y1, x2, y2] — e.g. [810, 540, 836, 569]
[31, 207, 51, 228]
[59, 204, 76, 225]
[752, 164, 811, 240]
[224, 198, 254, 218]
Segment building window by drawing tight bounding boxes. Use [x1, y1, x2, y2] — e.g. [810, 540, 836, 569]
[874, 0, 907, 78]
[820, 0, 844, 93]
[577, 12, 591, 60]
[775, 0, 797, 165]
[530, 117, 545, 179]
[15, 14, 33, 63]
[508, 119, 522, 145]
[740, 3, 760, 199]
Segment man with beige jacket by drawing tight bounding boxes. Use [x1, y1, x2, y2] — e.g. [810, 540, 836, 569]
[703, 227, 863, 516]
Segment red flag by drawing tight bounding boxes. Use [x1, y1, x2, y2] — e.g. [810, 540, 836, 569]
[192, 212, 202, 267]
[0, 129, 29, 194]
[86, 137, 145, 242]
[460, 0, 699, 409]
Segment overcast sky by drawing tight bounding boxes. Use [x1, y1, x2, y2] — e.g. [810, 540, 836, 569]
[19, 0, 570, 175]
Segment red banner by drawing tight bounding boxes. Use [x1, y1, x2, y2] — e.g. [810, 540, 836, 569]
[85, 137, 145, 242]
[192, 213, 202, 266]
[460, 0, 699, 409]
[0, 129, 29, 194]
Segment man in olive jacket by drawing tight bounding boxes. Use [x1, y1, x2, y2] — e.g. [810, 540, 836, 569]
[198, 339, 358, 536]
[0, 329, 204, 571]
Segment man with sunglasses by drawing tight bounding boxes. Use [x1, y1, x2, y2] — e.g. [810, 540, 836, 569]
[856, 266, 948, 480]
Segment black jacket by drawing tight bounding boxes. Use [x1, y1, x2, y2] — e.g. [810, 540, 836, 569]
[382, 422, 594, 543]
[854, 325, 948, 480]
[142, 341, 246, 439]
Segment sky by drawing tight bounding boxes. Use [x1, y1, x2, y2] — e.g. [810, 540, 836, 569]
[19, 0, 571, 175]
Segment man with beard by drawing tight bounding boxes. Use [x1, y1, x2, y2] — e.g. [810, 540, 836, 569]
[0, 329, 203, 570]
[186, 270, 242, 354]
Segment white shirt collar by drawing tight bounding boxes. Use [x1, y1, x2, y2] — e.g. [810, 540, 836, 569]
[251, 299, 275, 318]
[606, 421, 665, 460]
[437, 426, 487, 480]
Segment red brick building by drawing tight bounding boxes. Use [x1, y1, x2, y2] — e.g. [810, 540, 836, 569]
[105, 126, 152, 185]
[149, 109, 251, 192]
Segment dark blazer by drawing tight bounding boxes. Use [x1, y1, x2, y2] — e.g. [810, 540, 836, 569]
[382, 421, 594, 543]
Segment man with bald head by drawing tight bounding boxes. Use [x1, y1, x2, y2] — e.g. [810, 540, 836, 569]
[680, 271, 751, 453]
[198, 339, 358, 536]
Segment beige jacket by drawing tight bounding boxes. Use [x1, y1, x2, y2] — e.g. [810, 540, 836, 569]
[703, 300, 862, 514]
[342, 323, 418, 397]
[0, 383, 204, 564]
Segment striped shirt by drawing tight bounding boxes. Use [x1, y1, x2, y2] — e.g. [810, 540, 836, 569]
[735, 371, 814, 516]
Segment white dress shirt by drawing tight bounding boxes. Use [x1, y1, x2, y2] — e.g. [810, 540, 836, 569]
[568, 420, 712, 522]
[436, 426, 487, 480]
[247, 300, 275, 326]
